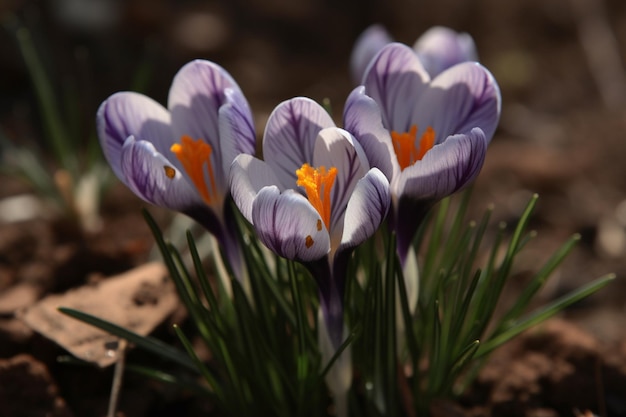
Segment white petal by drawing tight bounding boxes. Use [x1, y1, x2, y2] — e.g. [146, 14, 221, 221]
[218, 88, 257, 183]
[343, 86, 399, 182]
[338, 168, 390, 252]
[395, 128, 488, 200]
[97, 92, 172, 180]
[229, 154, 283, 224]
[363, 43, 430, 132]
[252, 188, 331, 262]
[168, 60, 244, 148]
[312, 128, 370, 238]
[119, 136, 202, 210]
[411, 62, 501, 144]
[263, 97, 335, 190]
[168, 60, 248, 190]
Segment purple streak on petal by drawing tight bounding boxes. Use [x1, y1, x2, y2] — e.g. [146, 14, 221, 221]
[451, 64, 501, 142]
[169, 60, 245, 190]
[363, 43, 430, 133]
[413, 26, 478, 77]
[312, 128, 369, 238]
[397, 128, 487, 200]
[393, 129, 487, 264]
[350, 24, 393, 85]
[218, 87, 257, 185]
[343, 86, 399, 182]
[97, 92, 171, 180]
[229, 154, 283, 224]
[333, 168, 390, 298]
[263, 97, 335, 190]
[220, 88, 256, 155]
[338, 168, 390, 253]
[169, 60, 242, 144]
[119, 137, 231, 263]
[412, 62, 501, 144]
[252, 187, 331, 262]
[119, 136, 204, 210]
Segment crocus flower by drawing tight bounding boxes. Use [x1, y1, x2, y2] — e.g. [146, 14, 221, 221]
[230, 97, 391, 408]
[350, 24, 478, 84]
[97, 59, 256, 280]
[344, 42, 501, 265]
[414, 26, 478, 79]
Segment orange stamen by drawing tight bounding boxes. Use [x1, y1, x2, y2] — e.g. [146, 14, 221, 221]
[390, 125, 436, 170]
[170, 135, 217, 205]
[296, 163, 337, 231]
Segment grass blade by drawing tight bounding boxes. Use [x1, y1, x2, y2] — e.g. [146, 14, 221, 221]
[58, 307, 197, 371]
[477, 273, 615, 357]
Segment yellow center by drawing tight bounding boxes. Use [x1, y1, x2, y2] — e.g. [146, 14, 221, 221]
[296, 163, 337, 231]
[170, 135, 217, 205]
[390, 124, 435, 171]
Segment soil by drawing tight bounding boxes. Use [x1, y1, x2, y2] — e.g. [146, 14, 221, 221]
[1, 0, 626, 416]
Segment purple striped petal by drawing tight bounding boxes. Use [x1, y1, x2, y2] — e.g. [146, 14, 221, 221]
[119, 136, 203, 211]
[413, 26, 478, 77]
[251, 187, 331, 262]
[396, 128, 487, 202]
[393, 129, 487, 263]
[338, 168, 390, 253]
[229, 154, 284, 224]
[350, 24, 393, 85]
[312, 128, 369, 239]
[263, 97, 335, 190]
[343, 86, 398, 182]
[363, 43, 430, 132]
[412, 62, 501, 144]
[96, 92, 171, 180]
[218, 87, 257, 177]
[168, 60, 245, 173]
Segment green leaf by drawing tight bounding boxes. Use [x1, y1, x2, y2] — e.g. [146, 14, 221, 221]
[497, 233, 581, 328]
[319, 324, 360, 379]
[172, 325, 224, 399]
[5, 18, 75, 176]
[186, 230, 223, 328]
[394, 255, 420, 382]
[125, 364, 214, 397]
[57, 307, 197, 371]
[288, 260, 307, 374]
[477, 273, 615, 357]
[383, 233, 398, 417]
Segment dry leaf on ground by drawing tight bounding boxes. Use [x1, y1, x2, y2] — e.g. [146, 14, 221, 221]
[18, 262, 177, 367]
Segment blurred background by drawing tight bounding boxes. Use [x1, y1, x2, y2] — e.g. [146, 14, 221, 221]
[4, 0, 624, 311]
[2, 0, 626, 348]
[0, 0, 626, 414]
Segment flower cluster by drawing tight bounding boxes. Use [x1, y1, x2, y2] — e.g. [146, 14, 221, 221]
[97, 31, 501, 414]
[351, 24, 478, 83]
[97, 60, 256, 280]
